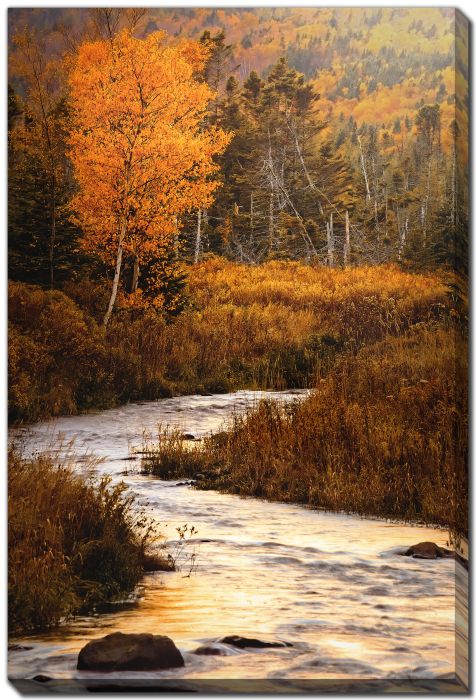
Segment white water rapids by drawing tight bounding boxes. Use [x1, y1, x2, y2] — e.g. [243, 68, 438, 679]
[8, 391, 468, 692]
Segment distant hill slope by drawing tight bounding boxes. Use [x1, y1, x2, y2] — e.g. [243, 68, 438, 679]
[8, 7, 461, 133]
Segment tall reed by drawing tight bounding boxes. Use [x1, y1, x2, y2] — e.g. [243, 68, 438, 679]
[142, 323, 467, 541]
[8, 449, 165, 635]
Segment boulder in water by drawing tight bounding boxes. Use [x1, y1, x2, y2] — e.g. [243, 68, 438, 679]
[403, 542, 455, 560]
[77, 632, 184, 671]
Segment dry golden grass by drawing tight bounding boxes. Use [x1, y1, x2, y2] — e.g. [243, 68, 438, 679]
[8, 449, 167, 634]
[9, 259, 450, 422]
[105, 259, 451, 387]
[143, 322, 467, 540]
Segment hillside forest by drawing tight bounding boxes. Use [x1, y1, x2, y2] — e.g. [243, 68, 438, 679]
[9, 7, 468, 293]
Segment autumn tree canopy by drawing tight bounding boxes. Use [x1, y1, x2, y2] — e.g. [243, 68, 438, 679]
[68, 29, 230, 326]
[8, 8, 467, 281]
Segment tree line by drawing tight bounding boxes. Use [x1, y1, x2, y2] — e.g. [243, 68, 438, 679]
[8, 10, 467, 327]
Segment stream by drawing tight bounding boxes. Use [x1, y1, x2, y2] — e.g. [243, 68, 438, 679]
[8, 390, 468, 692]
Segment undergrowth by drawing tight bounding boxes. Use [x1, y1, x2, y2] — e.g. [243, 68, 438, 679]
[142, 322, 467, 541]
[9, 258, 449, 423]
[8, 449, 170, 635]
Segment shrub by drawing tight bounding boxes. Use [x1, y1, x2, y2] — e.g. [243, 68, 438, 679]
[8, 449, 166, 634]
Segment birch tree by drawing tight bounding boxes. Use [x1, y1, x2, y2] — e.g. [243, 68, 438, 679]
[68, 30, 230, 326]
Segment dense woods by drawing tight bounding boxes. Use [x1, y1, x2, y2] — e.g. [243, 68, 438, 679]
[9, 7, 468, 294]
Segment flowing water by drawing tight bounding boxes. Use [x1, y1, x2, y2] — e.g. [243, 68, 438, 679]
[8, 391, 468, 692]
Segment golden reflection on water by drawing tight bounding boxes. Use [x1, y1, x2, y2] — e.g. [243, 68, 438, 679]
[11, 495, 460, 683]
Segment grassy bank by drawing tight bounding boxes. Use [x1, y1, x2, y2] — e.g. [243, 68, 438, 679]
[142, 322, 468, 541]
[9, 258, 449, 423]
[8, 449, 169, 635]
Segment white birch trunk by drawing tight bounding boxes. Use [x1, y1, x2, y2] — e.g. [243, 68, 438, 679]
[194, 208, 202, 264]
[398, 214, 408, 262]
[103, 217, 127, 328]
[357, 134, 371, 202]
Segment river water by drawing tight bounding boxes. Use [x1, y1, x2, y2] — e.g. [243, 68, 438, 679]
[8, 391, 468, 692]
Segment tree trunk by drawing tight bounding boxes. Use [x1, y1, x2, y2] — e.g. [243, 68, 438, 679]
[268, 189, 274, 253]
[194, 208, 202, 264]
[249, 192, 255, 256]
[49, 177, 56, 289]
[357, 134, 371, 202]
[343, 209, 350, 267]
[327, 214, 334, 268]
[267, 128, 275, 255]
[397, 212, 408, 262]
[131, 254, 140, 293]
[103, 218, 126, 328]
[422, 157, 432, 248]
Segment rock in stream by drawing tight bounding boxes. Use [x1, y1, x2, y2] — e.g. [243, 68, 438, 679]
[77, 632, 184, 671]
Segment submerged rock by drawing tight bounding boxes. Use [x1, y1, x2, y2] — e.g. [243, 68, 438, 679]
[77, 632, 184, 671]
[403, 542, 455, 560]
[193, 645, 224, 656]
[218, 635, 293, 649]
[8, 644, 33, 652]
[192, 643, 236, 656]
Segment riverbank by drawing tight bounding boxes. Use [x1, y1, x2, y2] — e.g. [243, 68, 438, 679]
[9, 258, 449, 424]
[142, 322, 468, 542]
[8, 441, 464, 688]
[9, 389, 467, 688]
[8, 258, 466, 635]
[8, 449, 170, 635]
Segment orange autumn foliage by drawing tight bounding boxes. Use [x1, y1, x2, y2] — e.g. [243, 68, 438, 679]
[67, 29, 230, 321]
